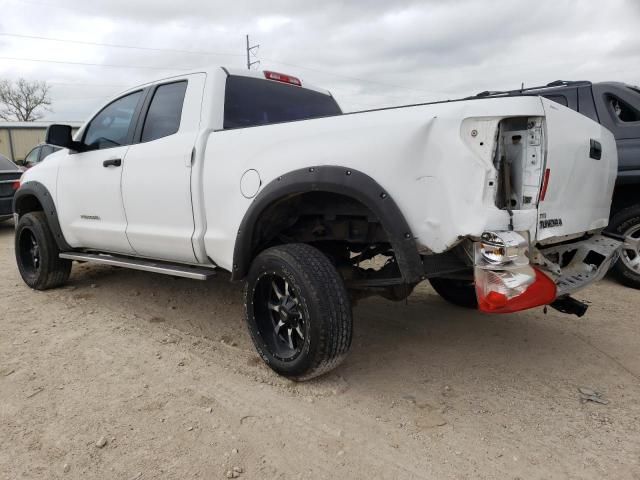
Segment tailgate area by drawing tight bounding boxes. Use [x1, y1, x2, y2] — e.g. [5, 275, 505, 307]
[536, 98, 618, 242]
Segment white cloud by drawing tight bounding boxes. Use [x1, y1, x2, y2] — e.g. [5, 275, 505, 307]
[0, 0, 638, 120]
[257, 15, 293, 33]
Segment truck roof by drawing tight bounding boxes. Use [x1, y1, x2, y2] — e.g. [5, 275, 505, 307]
[223, 67, 333, 96]
[468, 80, 639, 99]
[116, 66, 333, 99]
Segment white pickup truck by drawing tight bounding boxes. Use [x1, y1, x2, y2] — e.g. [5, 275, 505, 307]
[13, 67, 622, 380]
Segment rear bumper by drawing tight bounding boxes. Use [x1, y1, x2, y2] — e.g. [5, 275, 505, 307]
[535, 234, 622, 296]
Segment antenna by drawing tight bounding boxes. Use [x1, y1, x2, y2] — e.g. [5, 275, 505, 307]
[246, 35, 260, 70]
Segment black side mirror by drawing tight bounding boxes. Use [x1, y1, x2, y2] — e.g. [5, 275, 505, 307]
[45, 124, 83, 151]
[15, 159, 24, 166]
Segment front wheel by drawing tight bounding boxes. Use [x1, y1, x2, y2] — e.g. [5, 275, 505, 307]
[15, 212, 71, 290]
[244, 243, 353, 381]
[609, 205, 640, 289]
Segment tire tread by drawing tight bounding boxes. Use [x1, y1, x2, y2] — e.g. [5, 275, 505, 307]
[245, 243, 352, 381]
[15, 211, 71, 290]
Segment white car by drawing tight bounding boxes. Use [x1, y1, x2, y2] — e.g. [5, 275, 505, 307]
[13, 67, 621, 380]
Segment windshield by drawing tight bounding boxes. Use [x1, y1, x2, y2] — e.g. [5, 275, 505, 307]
[223, 75, 342, 129]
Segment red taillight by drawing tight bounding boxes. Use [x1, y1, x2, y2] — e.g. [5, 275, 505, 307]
[12, 181, 20, 191]
[476, 267, 557, 314]
[539, 168, 551, 202]
[264, 70, 302, 86]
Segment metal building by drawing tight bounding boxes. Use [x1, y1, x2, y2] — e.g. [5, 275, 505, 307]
[0, 122, 82, 162]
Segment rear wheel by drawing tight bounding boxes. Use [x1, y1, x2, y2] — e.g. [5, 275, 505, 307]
[244, 243, 352, 381]
[15, 212, 71, 290]
[429, 277, 478, 309]
[609, 205, 640, 289]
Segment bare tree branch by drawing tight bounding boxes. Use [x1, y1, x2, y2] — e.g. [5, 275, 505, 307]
[0, 78, 52, 121]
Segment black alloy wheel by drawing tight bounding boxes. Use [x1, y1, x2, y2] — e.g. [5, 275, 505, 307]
[254, 273, 308, 361]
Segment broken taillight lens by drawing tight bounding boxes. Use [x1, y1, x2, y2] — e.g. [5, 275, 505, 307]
[475, 266, 557, 313]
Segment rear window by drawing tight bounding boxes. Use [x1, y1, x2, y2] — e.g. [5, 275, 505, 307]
[542, 94, 568, 107]
[223, 75, 342, 129]
[0, 156, 18, 170]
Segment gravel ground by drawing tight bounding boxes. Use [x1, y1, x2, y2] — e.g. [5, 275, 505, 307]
[1, 220, 639, 479]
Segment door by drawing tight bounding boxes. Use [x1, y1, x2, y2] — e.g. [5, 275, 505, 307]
[121, 74, 205, 263]
[57, 90, 145, 253]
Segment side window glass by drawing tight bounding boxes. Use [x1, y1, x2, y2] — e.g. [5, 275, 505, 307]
[607, 95, 640, 123]
[543, 94, 568, 107]
[84, 91, 143, 149]
[39, 145, 55, 160]
[141, 81, 188, 142]
[24, 147, 40, 165]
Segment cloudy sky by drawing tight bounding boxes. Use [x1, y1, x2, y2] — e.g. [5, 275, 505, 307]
[1, 0, 639, 121]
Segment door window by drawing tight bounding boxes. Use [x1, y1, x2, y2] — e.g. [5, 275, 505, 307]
[607, 95, 640, 123]
[84, 91, 143, 149]
[141, 81, 188, 142]
[39, 145, 57, 160]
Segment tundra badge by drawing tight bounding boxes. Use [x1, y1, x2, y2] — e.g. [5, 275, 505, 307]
[539, 218, 563, 229]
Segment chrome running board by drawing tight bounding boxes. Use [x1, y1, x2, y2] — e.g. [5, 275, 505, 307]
[59, 252, 217, 280]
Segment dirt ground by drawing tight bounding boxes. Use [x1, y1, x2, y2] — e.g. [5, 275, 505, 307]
[1, 220, 640, 480]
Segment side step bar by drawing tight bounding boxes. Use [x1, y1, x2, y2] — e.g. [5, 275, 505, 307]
[59, 252, 217, 280]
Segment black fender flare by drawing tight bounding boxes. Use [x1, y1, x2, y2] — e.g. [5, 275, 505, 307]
[13, 181, 72, 251]
[231, 166, 424, 283]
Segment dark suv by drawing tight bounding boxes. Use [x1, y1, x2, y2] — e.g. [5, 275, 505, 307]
[0, 154, 22, 223]
[472, 81, 640, 289]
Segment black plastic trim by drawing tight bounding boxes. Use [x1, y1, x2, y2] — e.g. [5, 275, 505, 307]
[230, 166, 423, 283]
[12, 181, 72, 251]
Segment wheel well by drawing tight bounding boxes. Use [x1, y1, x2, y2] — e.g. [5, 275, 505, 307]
[231, 166, 424, 286]
[248, 191, 417, 298]
[14, 194, 43, 216]
[250, 191, 390, 260]
[244, 191, 424, 300]
[13, 182, 72, 251]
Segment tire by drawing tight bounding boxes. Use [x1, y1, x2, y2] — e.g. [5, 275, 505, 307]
[429, 277, 478, 309]
[15, 211, 71, 290]
[608, 205, 640, 289]
[244, 243, 353, 381]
